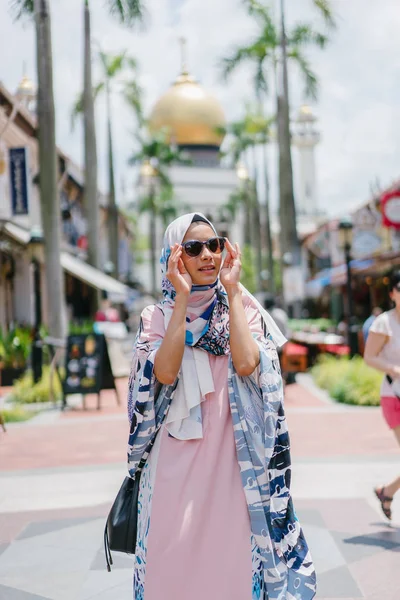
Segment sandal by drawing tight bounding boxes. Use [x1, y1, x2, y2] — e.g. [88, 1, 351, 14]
[374, 486, 393, 521]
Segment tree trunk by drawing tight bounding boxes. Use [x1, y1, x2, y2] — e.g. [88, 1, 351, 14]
[83, 1, 100, 275]
[250, 147, 262, 291]
[34, 0, 66, 339]
[244, 181, 252, 247]
[149, 185, 157, 297]
[278, 0, 300, 266]
[106, 82, 119, 279]
[261, 142, 275, 293]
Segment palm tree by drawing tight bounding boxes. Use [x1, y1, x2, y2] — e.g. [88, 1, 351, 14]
[277, 0, 335, 270]
[12, 0, 66, 339]
[219, 110, 273, 291]
[73, 52, 140, 279]
[221, 0, 335, 283]
[81, 0, 144, 278]
[129, 131, 191, 297]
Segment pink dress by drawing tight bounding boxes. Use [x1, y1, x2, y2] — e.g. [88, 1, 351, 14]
[133, 305, 254, 600]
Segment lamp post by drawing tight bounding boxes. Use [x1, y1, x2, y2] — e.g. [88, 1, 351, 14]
[28, 227, 44, 383]
[338, 216, 358, 357]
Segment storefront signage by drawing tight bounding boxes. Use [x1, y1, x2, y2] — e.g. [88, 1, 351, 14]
[9, 147, 30, 216]
[381, 190, 400, 230]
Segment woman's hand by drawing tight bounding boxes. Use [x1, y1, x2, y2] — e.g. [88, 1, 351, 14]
[220, 239, 242, 289]
[166, 243, 192, 297]
[390, 365, 400, 379]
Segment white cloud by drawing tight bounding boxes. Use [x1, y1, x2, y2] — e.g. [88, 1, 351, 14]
[0, 0, 400, 217]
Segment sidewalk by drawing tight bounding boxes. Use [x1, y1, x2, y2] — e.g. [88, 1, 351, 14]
[0, 377, 399, 599]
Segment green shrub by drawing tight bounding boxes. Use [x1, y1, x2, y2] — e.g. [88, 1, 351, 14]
[1, 406, 37, 423]
[0, 327, 33, 369]
[311, 355, 382, 406]
[69, 320, 94, 335]
[10, 366, 63, 404]
[288, 318, 335, 333]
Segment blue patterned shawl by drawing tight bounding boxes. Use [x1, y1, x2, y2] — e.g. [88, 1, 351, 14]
[127, 303, 316, 600]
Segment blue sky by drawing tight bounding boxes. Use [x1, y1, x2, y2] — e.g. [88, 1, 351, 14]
[0, 0, 399, 218]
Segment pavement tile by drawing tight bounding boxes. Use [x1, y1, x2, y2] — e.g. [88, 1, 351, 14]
[0, 585, 52, 600]
[349, 547, 400, 600]
[90, 546, 135, 571]
[287, 410, 398, 458]
[16, 516, 100, 540]
[285, 382, 327, 408]
[317, 565, 364, 598]
[304, 499, 384, 534]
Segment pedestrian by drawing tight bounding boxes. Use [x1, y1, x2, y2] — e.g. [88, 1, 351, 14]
[264, 295, 290, 339]
[127, 213, 316, 600]
[364, 269, 400, 521]
[362, 306, 383, 343]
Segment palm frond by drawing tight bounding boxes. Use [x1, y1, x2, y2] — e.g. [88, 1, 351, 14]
[313, 0, 336, 29]
[243, 0, 272, 25]
[70, 82, 105, 131]
[289, 24, 328, 49]
[288, 48, 318, 100]
[220, 47, 253, 81]
[107, 52, 128, 78]
[106, 0, 146, 26]
[9, 0, 34, 21]
[70, 93, 84, 131]
[93, 81, 105, 100]
[254, 57, 268, 95]
[123, 80, 144, 125]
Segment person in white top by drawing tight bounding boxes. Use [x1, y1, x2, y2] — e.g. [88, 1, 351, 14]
[364, 270, 400, 520]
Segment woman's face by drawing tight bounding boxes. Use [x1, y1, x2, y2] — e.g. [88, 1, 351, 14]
[181, 222, 223, 285]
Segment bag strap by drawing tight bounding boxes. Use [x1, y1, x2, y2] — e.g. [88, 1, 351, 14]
[386, 375, 400, 400]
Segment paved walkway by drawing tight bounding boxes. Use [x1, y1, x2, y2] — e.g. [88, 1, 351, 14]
[0, 375, 399, 599]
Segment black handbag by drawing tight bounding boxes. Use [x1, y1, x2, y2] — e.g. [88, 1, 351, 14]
[104, 465, 143, 571]
[104, 422, 163, 571]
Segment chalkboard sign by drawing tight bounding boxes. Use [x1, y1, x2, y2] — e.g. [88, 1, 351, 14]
[63, 333, 119, 409]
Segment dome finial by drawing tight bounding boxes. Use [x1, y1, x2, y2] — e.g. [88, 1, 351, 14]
[179, 36, 189, 76]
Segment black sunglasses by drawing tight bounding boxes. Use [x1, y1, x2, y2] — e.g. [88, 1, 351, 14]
[182, 237, 225, 258]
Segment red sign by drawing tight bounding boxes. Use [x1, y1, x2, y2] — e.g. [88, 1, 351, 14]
[77, 235, 88, 250]
[381, 190, 400, 230]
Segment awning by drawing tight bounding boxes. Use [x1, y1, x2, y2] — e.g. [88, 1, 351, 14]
[0, 221, 129, 303]
[305, 259, 375, 297]
[61, 252, 129, 302]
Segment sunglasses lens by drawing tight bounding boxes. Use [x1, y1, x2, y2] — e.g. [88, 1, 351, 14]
[207, 238, 220, 253]
[208, 238, 225, 254]
[184, 241, 203, 257]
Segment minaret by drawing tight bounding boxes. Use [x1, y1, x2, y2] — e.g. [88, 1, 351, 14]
[292, 105, 320, 217]
[15, 68, 36, 114]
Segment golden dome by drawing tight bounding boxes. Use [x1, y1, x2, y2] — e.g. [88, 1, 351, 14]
[149, 71, 226, 147]
[297, 104, 316, 123]
[16, 74, 36, 98]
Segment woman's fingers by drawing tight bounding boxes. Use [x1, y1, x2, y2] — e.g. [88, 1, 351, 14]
[225, 238, 238, 258]
[178, 258, 187, 274]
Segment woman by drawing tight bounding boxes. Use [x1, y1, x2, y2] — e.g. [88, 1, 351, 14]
[364, 269, 400, 520]
[127, 214, 316, 600]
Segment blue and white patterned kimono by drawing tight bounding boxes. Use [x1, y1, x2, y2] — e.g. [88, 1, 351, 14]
[127, 302, 316, 600]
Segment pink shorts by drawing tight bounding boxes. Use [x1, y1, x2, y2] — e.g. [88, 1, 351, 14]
[381, 396, 400, 430]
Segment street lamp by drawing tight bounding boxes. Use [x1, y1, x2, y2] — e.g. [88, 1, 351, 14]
[28, 226, 44, 383]
[338, 216, 358, 357]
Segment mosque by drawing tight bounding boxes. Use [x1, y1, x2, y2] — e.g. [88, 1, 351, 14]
[135, 45, 322, 293]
